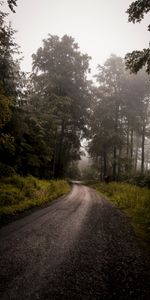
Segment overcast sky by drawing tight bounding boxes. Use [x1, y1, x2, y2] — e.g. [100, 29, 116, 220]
[3, 0, 150, 75]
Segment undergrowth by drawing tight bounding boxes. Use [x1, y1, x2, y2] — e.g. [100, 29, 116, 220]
[0, 175, 70, 215]
[92, 182, 150, 245]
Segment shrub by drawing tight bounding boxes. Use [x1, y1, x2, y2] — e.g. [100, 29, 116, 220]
[0, 176, 70, 215]
[128, 173, 150, 188]
[0, 162, 16, 178]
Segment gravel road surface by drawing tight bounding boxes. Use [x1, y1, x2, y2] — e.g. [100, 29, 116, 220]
[0, 184, 149, 299]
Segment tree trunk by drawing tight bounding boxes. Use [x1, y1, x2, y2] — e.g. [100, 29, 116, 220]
[103, 147, 107, 178]
[113, 146, 117, 180]
[113, 101, 119, 180]
[126, 122, 129, 158]
[52, 130, 57, 178]
[130, 128, 134, 171]
[134, 135, 139, 173]
[141, 119, 145, 174]
[100, 154, 103, 181]
[118, 146, 122, 180]
[55, 121, 65, 178]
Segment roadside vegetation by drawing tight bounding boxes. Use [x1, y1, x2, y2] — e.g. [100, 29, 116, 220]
[91, 182, 150, 248]
[0, 175, 70, 215]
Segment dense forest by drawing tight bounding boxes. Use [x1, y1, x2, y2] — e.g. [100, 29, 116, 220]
[89, 58, 150, 181]
[0, 0, 150, 183]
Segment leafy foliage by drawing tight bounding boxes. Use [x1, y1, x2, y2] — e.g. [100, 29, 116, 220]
[0, 4, 25, 175]
[31, 34, 91, 177]
[1, 1, 150, 183]
[0, 91, 12, 128]
[7, 0, 18, 12]
[125, 49, 150, 74]
[89, 55, 150, 179]
[89, 55, 127, 179]
[125, 1, 150, 73]
[127, 0, 150, 26]
[0, 175, 70, 215]
[0, 3, 91, 178]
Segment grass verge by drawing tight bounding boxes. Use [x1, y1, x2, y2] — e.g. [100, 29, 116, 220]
[91, 182, 150, 255]
[0, 175, 70, 216]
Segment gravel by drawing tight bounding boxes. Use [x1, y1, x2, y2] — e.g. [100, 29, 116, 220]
[0, 184, 149, 299]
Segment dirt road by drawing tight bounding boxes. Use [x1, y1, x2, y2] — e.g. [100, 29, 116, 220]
[0, 184, 149, 299]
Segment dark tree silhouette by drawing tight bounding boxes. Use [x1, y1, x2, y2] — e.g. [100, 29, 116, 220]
[125, 1, 150, 74]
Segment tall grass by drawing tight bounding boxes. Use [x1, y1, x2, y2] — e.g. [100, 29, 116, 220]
[0, 175, 70, 215]
[92, 182, 150, 241]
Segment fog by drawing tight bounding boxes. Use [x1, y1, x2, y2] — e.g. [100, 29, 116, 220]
[3, 0, 150, 74]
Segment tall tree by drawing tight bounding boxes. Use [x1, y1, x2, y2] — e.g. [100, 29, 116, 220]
[89, 56, 150, 180]
[123, 70, 150, 173]
[95, 55, 126, 180]
[31, 34, 91, 177]
[0, 3, 24, 175]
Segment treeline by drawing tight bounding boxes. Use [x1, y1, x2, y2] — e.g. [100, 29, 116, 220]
[89, 55, 150, 181]
[0, 4, 91, 178]
[0, 2, 150, 180]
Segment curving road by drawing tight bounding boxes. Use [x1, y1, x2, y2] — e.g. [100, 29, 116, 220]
[0, 184, 149, 299]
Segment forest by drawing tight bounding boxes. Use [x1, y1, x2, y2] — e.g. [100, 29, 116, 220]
[0, 0, 150, 185]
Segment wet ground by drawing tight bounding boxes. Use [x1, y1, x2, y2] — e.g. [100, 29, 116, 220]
[0, 184, 149, 299]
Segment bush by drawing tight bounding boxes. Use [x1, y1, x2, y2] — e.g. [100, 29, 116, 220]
[0, 191, 24, 206]
[0, 175, 70, 215]
[128, 173, 150, 188]
[0, 162, 16, 178]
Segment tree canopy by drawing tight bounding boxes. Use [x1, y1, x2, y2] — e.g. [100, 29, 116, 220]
[125, 0, 150, 73]
[7, 0, 17, 12]
[89, 55, 150, 180]
[127, 0, 150, 27]
[31, 34, 91, 177]
[1, 1, 150, 181]
[0, 3, 92, 179]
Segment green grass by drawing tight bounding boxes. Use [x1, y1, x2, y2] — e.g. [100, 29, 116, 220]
[91, 182, 150, 246]
[0, 175, 71, 215]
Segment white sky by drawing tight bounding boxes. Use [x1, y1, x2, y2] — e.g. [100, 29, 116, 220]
[3, 0, 150, 75]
